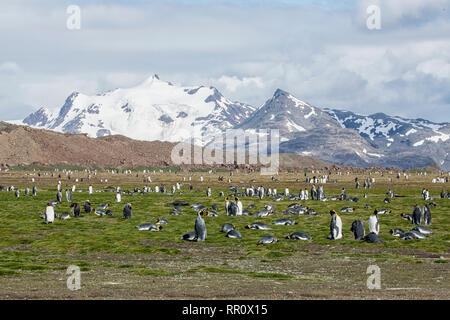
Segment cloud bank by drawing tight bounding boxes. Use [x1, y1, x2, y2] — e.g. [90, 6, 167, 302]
[0, 0, 449, 122]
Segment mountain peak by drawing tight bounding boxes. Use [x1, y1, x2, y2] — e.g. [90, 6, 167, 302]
[21, 75, 256, 145]
[139, 74, 169, 87]
[273, 88, 290, 98]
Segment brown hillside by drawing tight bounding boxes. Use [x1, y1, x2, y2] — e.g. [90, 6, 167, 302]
[0, 122, 331, 170]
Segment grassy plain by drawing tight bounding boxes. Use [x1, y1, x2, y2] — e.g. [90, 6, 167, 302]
[0, 169, 448, 299]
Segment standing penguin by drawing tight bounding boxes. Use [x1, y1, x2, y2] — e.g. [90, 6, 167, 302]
[195, 210, 207, 241]
[56, 191, 62, 203]
[32, 185, 37, 196]
[45, 202, 55, 224]
[235, 197, 243, 216]
[412, 205, 422, 225]
[258, 186, 265, 200]
[350, 220, 365, 240]
[225, 197, 231, 215]
[88, 185, 93, 195]
[318, 185, 324, 201]
[206, 187, 212, 197]
[328, 210, 343, 240]
[300, 189, 305, 200]
[84, 200, 92, 214]
[229, 201, 238, 216]
[115, 191, 121, 203]
[123, 203, 132, 219]
[70, 203, 81, 218]
[25, 188, 30, 196]
[388, 189, 394, 199]
[15, 189, 20, 198]
[423, 204, 432, 225]
[311, 185, 317, 200]
[340, 188, 347, 201]
[66, 189, 72, 203]
[368, 209, 380, 235]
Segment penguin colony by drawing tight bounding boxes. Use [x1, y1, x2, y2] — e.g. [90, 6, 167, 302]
[17, 178, 444, 247]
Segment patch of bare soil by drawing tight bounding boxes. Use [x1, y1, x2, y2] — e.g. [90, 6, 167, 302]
[0, 244, 448, 300]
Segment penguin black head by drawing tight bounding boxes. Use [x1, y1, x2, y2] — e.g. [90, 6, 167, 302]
[330, 210, 336, 215]
[245, 224, 250, 229]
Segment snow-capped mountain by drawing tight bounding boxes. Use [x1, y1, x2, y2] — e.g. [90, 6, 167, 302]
[238, 89, 404, 168]
[18, 76, 450, 170]
[238, 89, 338, 136]
[22, 75, 256, 145]
[324, 109, 450, 170]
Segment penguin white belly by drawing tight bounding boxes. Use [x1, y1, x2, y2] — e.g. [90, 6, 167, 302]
[369, 216, 379, 234]
[335, 216, 343, 239]
[46, 206, 55, 223]
[237, 203, 243, 216]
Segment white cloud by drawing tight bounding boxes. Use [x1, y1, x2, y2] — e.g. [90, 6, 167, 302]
[0, 62, 20, 74]
[0, 0, 449, 122]
[416, 59, 450, 79]
[217, 76, 264, 92]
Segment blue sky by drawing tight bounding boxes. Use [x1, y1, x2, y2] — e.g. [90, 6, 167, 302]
[0, 0, 449, 122]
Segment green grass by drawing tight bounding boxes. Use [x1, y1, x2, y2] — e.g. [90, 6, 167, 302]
[129, 268, 181, 276]
[9, 165, 86, 172]
[0, 176, 449, 279]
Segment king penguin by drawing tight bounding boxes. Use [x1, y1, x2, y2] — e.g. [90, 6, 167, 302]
[123, 203, 132, 219]
[84, 200, 92, 214]
[45, 202, 55, 224]
[412, 205, 422, 225]
[70, 203, 81, 218]
[423, 204, 432, 225]
[350, 220, 365, 240]
[195, 210, 207, 241]
[368, 209, 380, 235]
[328, 210, 343, 240]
